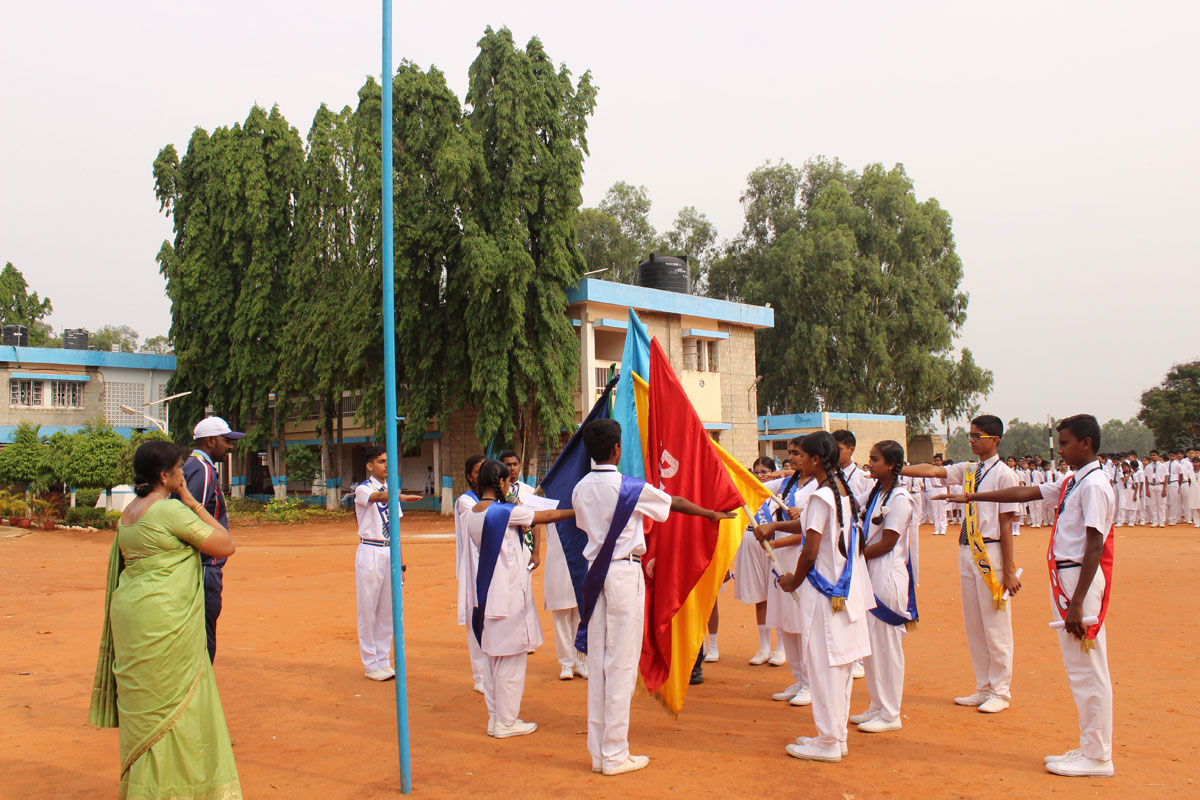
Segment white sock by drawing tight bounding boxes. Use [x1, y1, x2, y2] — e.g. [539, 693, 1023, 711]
[773, 629, 783, 650]
[707, 632, 718, 650]
[757, 624, 771, 652]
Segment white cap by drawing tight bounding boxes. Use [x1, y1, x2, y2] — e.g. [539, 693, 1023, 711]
[193, 416, 245, 440]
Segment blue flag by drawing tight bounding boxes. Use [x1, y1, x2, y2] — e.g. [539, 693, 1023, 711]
[539, 375, 620, 611]
[614, 308, 650, 478]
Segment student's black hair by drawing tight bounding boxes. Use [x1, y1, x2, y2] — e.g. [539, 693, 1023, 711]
[498, 449, 520, 463]
[464, 453, 486, 489]
[971, 414, 1004, 438]
[865, 440, 905, 526]
[788, 435, 805, 448]
[832, 429, 856, 448]
[132, 440, 186, 497]
[1150, 449, 1159, 456]
[800, 431, 861, 555]
[752, 456, 776, 471]
[933, 453, 944, 461]
[1056, 414, 1101, 452]
[365, 445, 386, 462]
[582, 419, 622, 463]
[476, 459, 509, 501]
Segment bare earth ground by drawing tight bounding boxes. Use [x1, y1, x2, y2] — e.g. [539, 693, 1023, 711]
[2, 513, 1199, 799]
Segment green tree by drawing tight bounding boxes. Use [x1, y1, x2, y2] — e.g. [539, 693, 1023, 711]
[0, 422, 46, 490]
[143, 335, 173, 354]
[117, 429, 173, 486]
[1100, 417, 1155, 455]
[997, 419, 1054, 461]
[944, 426, 973, 462]
[285, 445, 320, 489]
[709, 158, 991, 428]
[41, 430, 80, 492]
[461, 27, 596, 452]
[68, 425, 129, 504]
[0, 262, 53, 344]
[1138, 362, 1200, 451]
[658, 205, 718, 294]
[91, 324, 140, 353]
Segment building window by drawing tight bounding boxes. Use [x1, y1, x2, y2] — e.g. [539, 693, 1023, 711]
[10, 379, 43, 406]
[51, 381, 84, 408]
[682, 338, 701, 371]
[105, 382, 146, 426]
[706, 340, 720, 373]
[682, 338, 721, 373]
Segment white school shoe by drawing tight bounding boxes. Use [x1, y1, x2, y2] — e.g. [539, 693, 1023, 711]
[492, 719, 537, 738]
[772, 682, 801, 701]
[473, 680, 485, 694]
[795, 736, 849, 757]
[704, 644, 720, 663]
[977, 695, 1010, 713]
[573, 661, 589, 679]
[786, 738, 842, 763]
[559, 664, 574, 680]
[851, 661, 865, 679]
[1044, 752, 1114, 777]
[788, 687, 812, 707]
[768, 648, 786, 667]
[602, 755, 650, 776]
[365, 669, 394, 682]
[857, 716, 902, 733]
[1045, 748, 1082, 764]
[487, 717, 496, 737]
[848, 709, 879, 725]
[748, 649, 770, 665]
[954, 691, 988, 706]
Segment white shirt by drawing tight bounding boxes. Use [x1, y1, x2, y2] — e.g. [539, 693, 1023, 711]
[355, 476, 400, 542]
[572, 465, 672, 561]
[1169, 459, 1185, 485]
[454, 490, 480, 625]
[944, 455, 1020, 541]
[860, 485, 914, 615]
[842, 464, 873, 498]
[1039, 462, 1116, 562]
[1144, 461, 1168, 485]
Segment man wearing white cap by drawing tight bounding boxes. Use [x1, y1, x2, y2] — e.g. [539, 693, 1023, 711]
[186, 416, 245, 662]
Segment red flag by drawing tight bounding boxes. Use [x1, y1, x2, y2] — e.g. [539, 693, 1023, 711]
[640, 337, 744, 694]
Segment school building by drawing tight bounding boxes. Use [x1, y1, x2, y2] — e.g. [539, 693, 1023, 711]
[758, 412, 910, 463]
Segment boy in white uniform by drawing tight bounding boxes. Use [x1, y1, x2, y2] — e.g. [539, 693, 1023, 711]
[929, 455, 948, 535]
[1168, 452, 1186, 525]
[952, 414, 1116, 777]
[908, 415, 1021, 713]
[455, 454, 488, 692]
[355, 447, 422, 681]
[1144, 451, 1169, 527]
[572, 419, 733, 776]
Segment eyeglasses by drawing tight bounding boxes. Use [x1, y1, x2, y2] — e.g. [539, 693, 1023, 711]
[967, 433, 999, 441]
[751, 470, 772, 477]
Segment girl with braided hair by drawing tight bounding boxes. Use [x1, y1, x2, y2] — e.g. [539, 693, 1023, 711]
[851, 440, 917, 734]
[755, 431, 874, 762]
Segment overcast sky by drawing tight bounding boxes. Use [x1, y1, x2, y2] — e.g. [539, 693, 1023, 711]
[3, 0, 1196, 426]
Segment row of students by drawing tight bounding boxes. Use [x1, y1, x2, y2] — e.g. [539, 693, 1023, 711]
[1110, 449, 1197, 526]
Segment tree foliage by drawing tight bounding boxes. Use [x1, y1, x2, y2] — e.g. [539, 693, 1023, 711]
[91, 324, 140, 353]
[708, 158, 991, 428]
[142, 335, 173, 354]
[0, 262, 53, 345]
[1139, 362, 1200, 451]
[117, 429, 173, 486]
[1099, 417, 1155, 455]
[0, 422, 46, 487]
[68, 424, 129, 490]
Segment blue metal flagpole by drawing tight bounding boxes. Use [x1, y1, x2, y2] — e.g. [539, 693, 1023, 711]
[381, 0, 413, 792]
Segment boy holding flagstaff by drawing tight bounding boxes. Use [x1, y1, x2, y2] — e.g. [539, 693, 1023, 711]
[945, 414, 1116, 777]
[904, 415, 1021, 713]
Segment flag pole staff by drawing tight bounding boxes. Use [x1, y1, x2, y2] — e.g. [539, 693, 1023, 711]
[381, 0, 413, 792]
[741, 504, 803, 610]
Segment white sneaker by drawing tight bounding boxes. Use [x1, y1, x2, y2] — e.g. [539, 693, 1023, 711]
[851, 661, 865, 679]
[487, 717, 495, 736]
[788, 687, 812, 706]
[768, 648, 786, 666]
[749, 649, 770, 665]
[559, 664, 574, 680]
[365, 669, 394, 681]
[785, 738, 841, 762]
[1045, 748, 1082, 764]
[493, 719, 537, 738]
[857, 716, 902, 733]
[954, 691, 988, 706]
[704, 644, 719, 663]
[602, 755, 650, 775]
[573, 661, 589, 679]
[772, 682, 800, 701]
[1045, 752, 1114, 777]
[849, 709, 878, 725]
[795, 736, 847, 756]
[473, 680, 485, 694]
[977, 695, 1010, 714]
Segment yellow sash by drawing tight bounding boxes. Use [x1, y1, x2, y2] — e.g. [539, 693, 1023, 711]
[964, 463, 1006, 610]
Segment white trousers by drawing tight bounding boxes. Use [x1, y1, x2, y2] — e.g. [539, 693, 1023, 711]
[355, 544, 393, 673]
[1119, 505, 1138, 526]
[1167, 485, 1183, 523]
[467, 627, 487, 684]
[1028, 502, 1042, 527]
[553, 607, 582, 668]
[483, 653, 528, 727]
[958, 543, 1013, 699]
[780, 631, 808, 689]
[930, 498, 947, 534]
[587, 561, 644, 770]
[805, 606, 853, 750]
[1149, 489, 1167, 525]
[863, 612, 906, 722]
[1053, 567, 1113, 761]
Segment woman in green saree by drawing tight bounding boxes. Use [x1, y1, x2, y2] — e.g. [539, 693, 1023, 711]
[90, 440, 241, 799]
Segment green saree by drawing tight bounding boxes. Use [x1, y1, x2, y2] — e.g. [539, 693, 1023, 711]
[90, 499, 241, 800]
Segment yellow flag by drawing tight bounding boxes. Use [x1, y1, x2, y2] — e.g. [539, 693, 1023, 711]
[653, 440, 775, 714]
[632, 373, 651, 475]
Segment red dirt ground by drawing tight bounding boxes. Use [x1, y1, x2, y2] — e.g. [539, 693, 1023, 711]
[2, 513, 1199, 799]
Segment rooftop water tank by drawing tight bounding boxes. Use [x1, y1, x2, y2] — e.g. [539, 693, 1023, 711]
[636, 253, 690, 294]
[63, 328, 90, 350]
[2, 324, 29, 346]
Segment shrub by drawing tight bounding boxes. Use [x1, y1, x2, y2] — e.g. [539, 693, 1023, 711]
[263, 497, 305, 524]
[75, 487, 102, 507]
[65, 507, 107, 527]
[104, 510, 123, 529]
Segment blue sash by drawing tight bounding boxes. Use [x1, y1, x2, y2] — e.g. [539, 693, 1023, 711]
[805, 492, 857, 608]
[471, 501, 515, 645]
[574, 475, 645, 653]
[464, 489, 479, 503]
[754, 482, 802, 585]
[862, 489, 919, 627]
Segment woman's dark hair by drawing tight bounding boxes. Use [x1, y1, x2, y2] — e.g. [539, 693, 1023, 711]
[464, 453, 486, 489]
[752, 456, 776, 471]
[866, 440, 905, 526]
[476, 459, 509, 501]
[132, 440, 186, 497]
[800, 431, 861, 554]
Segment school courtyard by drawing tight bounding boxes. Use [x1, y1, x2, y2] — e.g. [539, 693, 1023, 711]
[2, 517, 1196, 799]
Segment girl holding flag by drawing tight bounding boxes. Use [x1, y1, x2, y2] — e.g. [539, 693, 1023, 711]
[851, 441, 916, 734]
[755, 432, 874, 763]
[945, 415, 1116, 777]
[466, 459, 575, 739]
[734, 457, 788, 666]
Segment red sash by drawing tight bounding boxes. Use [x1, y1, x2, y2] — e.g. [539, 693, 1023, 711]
[1047, 478, 1114, 650]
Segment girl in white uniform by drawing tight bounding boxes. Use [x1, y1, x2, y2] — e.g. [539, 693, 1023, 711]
[455, 455, 487, 692]
[757, 431, 874, 763]
[851, 440, 915, 733]
[734, 457, 786, 665]
[467, 459, 574, 738]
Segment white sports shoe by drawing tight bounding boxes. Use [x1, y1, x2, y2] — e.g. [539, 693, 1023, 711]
[704, 644, 719, 663]
[559, 664, 574, 680]
[788, 687, 812, 706]
[977, 695, 1010, 714]
[849, 709, 878, 725]
[768, 648, 786, 666]
[851, 661, 865, 679]
[954, 691, 988, 706]
[493, 719, 537, 738]
[602, 755, 650, 776]
[795, 736, 848, 756]
[473, 681, 485, 694]
[748, 649, 770, 665]
[573, 661, 589, 679]
[857, 716, 902, 733]
[786, 738, 841, 762]
[365, 669, 394, 682]
[1045, 752, 1114, 777]
[772, 682, 800, 701]
[1045, 748, 1082, 764]
[487, 717, 495, 736]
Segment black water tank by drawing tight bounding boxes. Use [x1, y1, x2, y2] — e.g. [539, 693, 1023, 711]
[64, 328, 90, 350]
[2, 324, 29, 346]
[636, 253, 689, 294]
